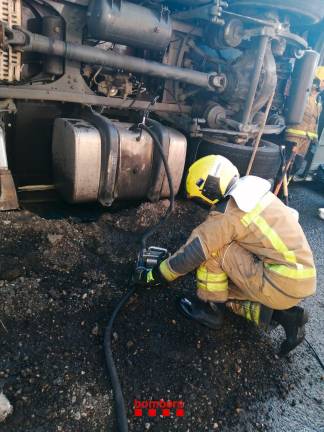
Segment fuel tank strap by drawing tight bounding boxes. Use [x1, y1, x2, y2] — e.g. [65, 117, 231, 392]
[81, 108, 119, 207]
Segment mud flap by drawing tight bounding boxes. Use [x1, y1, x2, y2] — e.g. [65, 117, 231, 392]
[0, 168, 19, 211]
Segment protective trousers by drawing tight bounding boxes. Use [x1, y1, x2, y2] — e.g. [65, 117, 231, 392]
[196, 241, 301, 310]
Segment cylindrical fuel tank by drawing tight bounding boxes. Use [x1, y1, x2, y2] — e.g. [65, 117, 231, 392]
[52, 118, 187, 205]
[285, 50, 320, 125]
[87, 0, 172, 51]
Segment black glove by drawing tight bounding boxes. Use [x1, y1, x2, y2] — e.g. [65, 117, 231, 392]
[133, 265, 164, 286]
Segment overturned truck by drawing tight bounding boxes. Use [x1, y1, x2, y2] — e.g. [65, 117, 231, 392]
[0, 0, 323, 209]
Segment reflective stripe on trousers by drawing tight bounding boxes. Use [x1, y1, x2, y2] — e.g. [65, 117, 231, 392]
[285, 128, 318, 140]
[226, 300, 261, 324]
[196, 265, 228, 293]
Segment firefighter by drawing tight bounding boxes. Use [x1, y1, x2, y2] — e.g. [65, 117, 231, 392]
[285, 78, 321, 179]
[135, 155, 316, 356]
[316, 66, 324, 138]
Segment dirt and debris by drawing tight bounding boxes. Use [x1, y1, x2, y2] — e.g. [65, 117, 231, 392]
[0, 184, 323, 432]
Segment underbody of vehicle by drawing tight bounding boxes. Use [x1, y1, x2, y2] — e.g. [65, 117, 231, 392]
[0, 0, 323, 208]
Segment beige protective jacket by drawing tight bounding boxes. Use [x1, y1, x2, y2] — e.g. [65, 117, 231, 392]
[159, 192, 316, 304]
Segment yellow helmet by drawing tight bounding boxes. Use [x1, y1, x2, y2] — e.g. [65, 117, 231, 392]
[186, 155, 239, 205]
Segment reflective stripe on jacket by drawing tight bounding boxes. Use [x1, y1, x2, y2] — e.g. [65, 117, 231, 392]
[159, 192, 316, 300]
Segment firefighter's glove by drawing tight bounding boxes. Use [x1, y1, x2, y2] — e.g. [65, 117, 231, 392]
[133, 265, 162, 286]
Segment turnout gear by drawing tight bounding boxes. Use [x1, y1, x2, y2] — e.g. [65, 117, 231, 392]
[155, 161, 315, 355]
[225, 300, 273, 330]
[315, 66, 324, 83]
[158, 174, 316, 308]
[226, 300, 273, 330]
[186, 155, 239, 206]
[285, 89, 321, 156]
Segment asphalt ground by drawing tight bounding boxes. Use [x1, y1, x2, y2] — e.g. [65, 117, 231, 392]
[267, 182, 324, 432]
[0, 182, 323, 432]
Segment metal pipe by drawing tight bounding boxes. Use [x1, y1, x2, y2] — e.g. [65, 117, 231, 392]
[0, 127, 8, 169]
[0, 86, 192, 112]
[285, 50, 320, 124]
[245, 90, 275, 175]
[241, 35, 269, 127]
[19, 31, 221, 90]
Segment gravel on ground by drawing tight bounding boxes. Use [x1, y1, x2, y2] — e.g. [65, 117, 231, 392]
[0, 183, 323, 432]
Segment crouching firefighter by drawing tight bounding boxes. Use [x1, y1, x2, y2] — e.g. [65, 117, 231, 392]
[134, 155, 316, 356]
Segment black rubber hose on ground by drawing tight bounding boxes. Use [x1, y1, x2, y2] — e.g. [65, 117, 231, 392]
[104, 284, 136, 432]
[103, 122, 175, 432]
[305, 338, 324, 371]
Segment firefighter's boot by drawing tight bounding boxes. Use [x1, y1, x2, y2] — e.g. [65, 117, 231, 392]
[226, 300, 273, 330]
[272, 307, 308, 357]
[177, 297, 224, 330]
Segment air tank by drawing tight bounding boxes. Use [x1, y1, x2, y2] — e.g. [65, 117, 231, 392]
[285, 50, 320, 125]
[87, 0, 172, 51]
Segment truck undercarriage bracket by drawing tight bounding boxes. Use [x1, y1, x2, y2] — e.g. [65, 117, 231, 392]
[0, 0, 21, 82]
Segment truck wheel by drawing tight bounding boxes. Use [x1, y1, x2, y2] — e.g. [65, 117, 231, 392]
[197, 139, 281, 180]
[230, 0, 324, 24]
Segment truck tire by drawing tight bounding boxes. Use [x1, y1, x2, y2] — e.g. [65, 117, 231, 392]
[197, 139, 281, 180]
[230, 0, 324, 24]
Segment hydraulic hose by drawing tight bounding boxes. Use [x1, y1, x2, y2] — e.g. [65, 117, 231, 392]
[104, 120, 175, 432]
[138, 122, 175, 250]
[104, 284, 135, 432]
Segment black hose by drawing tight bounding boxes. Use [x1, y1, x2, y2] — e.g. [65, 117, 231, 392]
[104, 284, 136, 432]
[104, 121, 175, 432]
[138, 122, 175, 250]
[305, 338, 324, 371]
